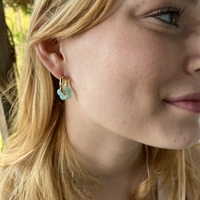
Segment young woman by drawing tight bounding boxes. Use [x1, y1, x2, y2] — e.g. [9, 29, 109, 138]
[1, 0, 200, 199]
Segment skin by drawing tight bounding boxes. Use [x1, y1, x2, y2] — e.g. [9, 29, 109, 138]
[36, 0, 200, 199]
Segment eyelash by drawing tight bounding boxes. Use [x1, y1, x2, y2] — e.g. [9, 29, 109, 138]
[154, 7, 185, 27]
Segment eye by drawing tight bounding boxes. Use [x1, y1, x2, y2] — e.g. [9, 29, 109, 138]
[156, 13, 178, 25]
[154, 7, 185, 27]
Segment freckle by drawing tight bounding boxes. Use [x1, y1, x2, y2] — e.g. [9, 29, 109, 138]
[174, 140, 176, 143]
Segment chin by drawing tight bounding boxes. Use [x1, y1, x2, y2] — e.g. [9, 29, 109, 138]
[151, 123, 200, 150]
[142, 129, 200, 150]
[160, 136, 200, 150]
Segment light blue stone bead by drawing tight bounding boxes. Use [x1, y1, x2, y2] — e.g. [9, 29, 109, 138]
[57, 86, 72, 100]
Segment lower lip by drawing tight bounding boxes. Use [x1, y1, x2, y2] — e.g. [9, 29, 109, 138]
[164, 100, 200, 113]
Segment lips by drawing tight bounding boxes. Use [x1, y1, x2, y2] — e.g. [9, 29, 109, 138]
[164, 92, 200, 113]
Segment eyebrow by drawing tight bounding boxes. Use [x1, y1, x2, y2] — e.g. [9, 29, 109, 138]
[185, 0, 198, 5]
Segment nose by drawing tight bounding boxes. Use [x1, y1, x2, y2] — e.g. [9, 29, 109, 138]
[185, 32, 200, 75]
[185, 57, 200, 75]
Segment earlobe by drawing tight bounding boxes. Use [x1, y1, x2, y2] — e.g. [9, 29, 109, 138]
[35, 39, 64, 79]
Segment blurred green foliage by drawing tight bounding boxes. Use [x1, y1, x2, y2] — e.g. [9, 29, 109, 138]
[4, 0, 33, 14]
[0, 134, 2, 150]
[0, 1, 31, 149]
[4, 5, 30, 69]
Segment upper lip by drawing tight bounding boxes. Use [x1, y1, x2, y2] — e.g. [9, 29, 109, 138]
[164, 92, 200, 102]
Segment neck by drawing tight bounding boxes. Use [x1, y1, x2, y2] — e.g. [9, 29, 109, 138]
[65, 100, 146, 180]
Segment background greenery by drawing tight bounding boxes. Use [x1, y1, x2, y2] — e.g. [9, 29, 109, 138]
[0, 135, 2, 150]
[4, 0, 33, 14]
[5, 5, 30, 68]
[0, 1, 31, 149]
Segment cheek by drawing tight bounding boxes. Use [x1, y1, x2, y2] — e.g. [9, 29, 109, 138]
[67, 21, 169, 119]
[67, 33, 162, 130]
[66, 12, 175, 95]
[66, 16, 178, 123]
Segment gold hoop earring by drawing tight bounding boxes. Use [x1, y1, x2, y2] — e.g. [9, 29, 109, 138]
[57, 77, 72, 100]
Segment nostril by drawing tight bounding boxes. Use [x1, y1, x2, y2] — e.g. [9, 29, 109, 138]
[195, 68, 200, 72]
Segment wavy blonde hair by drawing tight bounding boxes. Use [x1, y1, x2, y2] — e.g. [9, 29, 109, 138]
[0, 0, 200, 199]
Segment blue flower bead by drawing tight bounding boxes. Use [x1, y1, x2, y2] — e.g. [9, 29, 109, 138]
[57, 86, 72, 100]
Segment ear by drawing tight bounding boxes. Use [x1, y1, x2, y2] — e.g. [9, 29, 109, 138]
[35, 38, 65, 79]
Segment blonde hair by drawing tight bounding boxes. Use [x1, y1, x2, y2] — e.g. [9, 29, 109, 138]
[0, 0, 200, 199]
